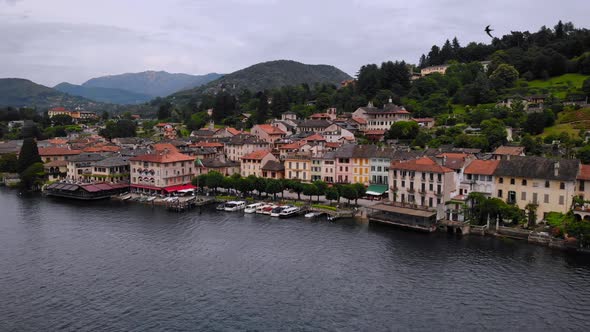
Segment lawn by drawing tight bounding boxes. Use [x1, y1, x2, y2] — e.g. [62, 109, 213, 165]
[525, 73, 589, 99]
[541, 107, 590, 138]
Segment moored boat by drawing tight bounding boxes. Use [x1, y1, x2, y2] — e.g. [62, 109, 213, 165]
[270, 205, 289, 217]
[279, 206, 300, 218]
[224, 201, 246, 212]
[245, 202, 264, 214]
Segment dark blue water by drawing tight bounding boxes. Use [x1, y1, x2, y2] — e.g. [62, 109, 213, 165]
[1, 188, 590, 331]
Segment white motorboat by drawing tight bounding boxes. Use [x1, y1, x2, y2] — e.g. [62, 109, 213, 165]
[270, 205, 289, 217]
[279, 206, 300, 218]
[262, 204, 277, 215]
[244, 202, 264, 214]
[224, 201, 246, 212]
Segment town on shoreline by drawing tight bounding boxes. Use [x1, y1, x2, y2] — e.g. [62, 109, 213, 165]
[2, 96, 590, 253]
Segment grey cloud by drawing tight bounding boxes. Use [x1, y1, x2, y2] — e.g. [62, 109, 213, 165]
[1, 0, 590, 86]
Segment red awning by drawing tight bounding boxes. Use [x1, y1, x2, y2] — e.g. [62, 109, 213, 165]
[163, 184, 196, 193]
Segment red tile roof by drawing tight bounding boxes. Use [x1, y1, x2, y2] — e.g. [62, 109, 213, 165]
[464, 160, 500, 175]
[241, 150, 272, 160]
[153, 143, 180, 153]
[578, 164, 590, 180]
[38, 147, 82, 156]
[226, 127, 241, 135]
[364, 130, 386, 135]
[255, 124, 285, 135]
[493, 146, 525, 156]
[130, 150, 195, 163]
[326, 142, 341, 148]
[191, 142, 224, 148]
[351, 117, 367, 125]
[391, 157, 453, 173]
[304, 133, 326, 142]
[43, 160, 68, 167]
[281, 141, 307, 150]
[412, 117, 434, 122]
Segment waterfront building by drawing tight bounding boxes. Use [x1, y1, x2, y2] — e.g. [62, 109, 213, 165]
[38, 147, 81, 163]
[460, 159, 499, 197]
[129, 145, 195, 195]
[66, 153, 106, 182]
[240, 150, 277, 177]
[196, 159, 240, 177]
[261, 160, 285, 179]
[493, 156, 579, 222]
[284, 153, 312, 182]
[90, 156, 130, 183]
[388, 156, 456, 220]
[352, 145, 379, 186]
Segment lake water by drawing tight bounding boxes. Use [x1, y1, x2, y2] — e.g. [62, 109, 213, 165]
[1, 188, 590, 331]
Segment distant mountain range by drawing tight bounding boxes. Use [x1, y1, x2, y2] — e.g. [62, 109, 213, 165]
[173, 60, 352, 100]
[82, 71, 223, 98]
[0, 60, 351, 111]
[54, 82, 153, 105]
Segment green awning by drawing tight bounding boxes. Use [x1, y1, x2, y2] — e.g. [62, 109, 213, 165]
[366, 184, 388, 196]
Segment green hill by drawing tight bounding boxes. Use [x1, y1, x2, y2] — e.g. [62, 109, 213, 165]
[0, 78, 98, 109]
[172, 60, 352, 100]
[54, 82, 153, 105]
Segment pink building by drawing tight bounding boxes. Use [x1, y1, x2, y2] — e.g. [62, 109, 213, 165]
[251, 124, 286, 144]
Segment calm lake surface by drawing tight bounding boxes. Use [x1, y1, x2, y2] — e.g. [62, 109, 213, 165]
[1, 188, 590, 331]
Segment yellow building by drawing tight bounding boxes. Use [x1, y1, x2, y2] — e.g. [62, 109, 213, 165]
[284, 153, 312, 182]
[351, 145, 378, 186]
[493, 157, 579, 222]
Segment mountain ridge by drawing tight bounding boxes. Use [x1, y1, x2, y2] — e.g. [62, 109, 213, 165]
[82, 71, 223, 97]
[54, 82, 153, 105]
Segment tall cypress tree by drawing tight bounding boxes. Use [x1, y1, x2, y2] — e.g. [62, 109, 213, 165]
[17, 137, 42, 173]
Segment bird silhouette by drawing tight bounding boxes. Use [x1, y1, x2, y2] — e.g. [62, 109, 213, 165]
[485, 25, 494, 38]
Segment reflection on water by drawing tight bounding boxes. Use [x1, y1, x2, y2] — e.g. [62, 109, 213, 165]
[1, 188, 590, 331]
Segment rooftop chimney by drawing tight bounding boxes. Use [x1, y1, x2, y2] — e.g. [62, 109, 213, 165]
[554, 161, 560, 177]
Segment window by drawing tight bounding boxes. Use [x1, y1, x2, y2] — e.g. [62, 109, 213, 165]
[429, 197, 433, 207]
[499, 177, 504, 184]
[581, 181, 585, 191]
[521, 192, 526, 201]
[543, 194, 549, 204]
[522, 179, 527, 186]
[545, 181, 550, 188]
[559, 195, 565, 205]
[498, 189, 503, 198]
[560, 182, 565, 190]
[401, 180, 405, 188]
[508, 191, 516, 204]
[533, 193, 538, 204]
[510, 178, 515, 184]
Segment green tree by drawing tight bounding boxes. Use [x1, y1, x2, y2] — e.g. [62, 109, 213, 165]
[339, 184, 358, 205]
[19, 162, 44, 190]
[481, 119, 507, 150]
[582, 78, 590, 97]
[265, 179, 284, 201]
[385, 121, 420, 140]
[205, 171, 224, 194]
[252, 176, 267, 198]
[254, 92, 269, 124]
[489, 64, 519, 89]
[313, 180, 328, 202]
[290, 181, 304, 201]
[17, 137, 41, 173]
[99, 120, 137, 139]
[577, 145, 590, 164]
[303, 183, 319, 204]
[0, 153, 18, 173]
[352, 183, 366, 205]
[157, 102, 173, 120]
[325, 187, 339, 203]
[51, 114, 74, 126]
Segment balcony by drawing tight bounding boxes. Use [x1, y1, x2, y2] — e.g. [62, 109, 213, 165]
[435, 191, 443, 197]
[407, 188, 415, 193]
[418, 189, 426, 195]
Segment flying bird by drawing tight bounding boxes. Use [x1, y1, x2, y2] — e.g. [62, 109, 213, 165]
[485, 25, 494, 38]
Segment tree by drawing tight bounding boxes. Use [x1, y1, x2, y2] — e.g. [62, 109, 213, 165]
[582, 78, 590, 97]
[339, 185, 358, 205]
[51, 114, 73, 126]
[481, 119, 507, 150]
[352, 183, 366, 205]
[265, 179, 283, 201]
[254, 92, 269, 124]
[577, 145, 590, 164]
[290, 181, 304, 200]
[303, 183, 318, 204]
[0, 153, 18, 173]
[205, 171, 224, 194]
[101, 111, 110, 121]
[489, 64, 519, 89]
[313, 180, 328, 202]
[19, 162, 44, 190]
[252, 176, 267, 198]
[157, 102, 173, 120]
[99, 120, 137, 139]
[325, 187, 339, 203]
[17, 137, 41, 173]
[521, 134, 543, 156]
[385, 121, 420, 140]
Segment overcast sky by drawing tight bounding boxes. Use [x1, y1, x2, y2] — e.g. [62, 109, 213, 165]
[1, 0, 589, 86]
